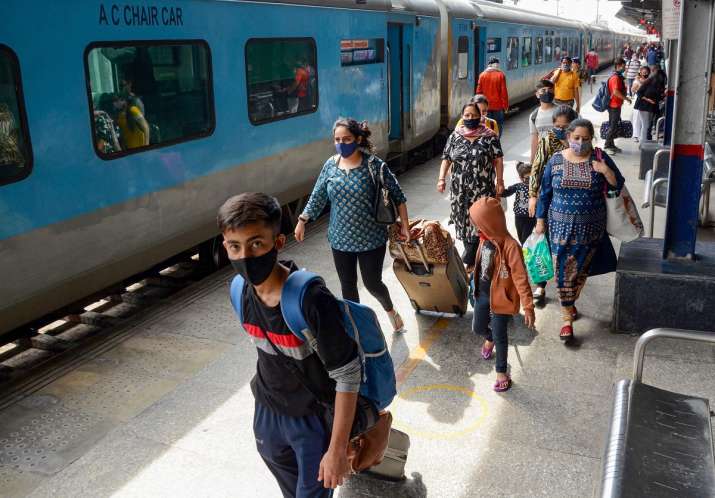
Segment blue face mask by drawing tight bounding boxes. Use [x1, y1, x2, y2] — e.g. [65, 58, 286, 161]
[569, 140, 592, 156]
[335, 141, 358, 158]
[553, 127, 567, 141]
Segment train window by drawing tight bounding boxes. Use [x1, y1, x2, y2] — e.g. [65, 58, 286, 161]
[340, 39, 384, 67]
[246, 38, 317, 125]
[0, 45, 32, 186]
[554, 37, 562, 61]
[506, 37, 519, 70]
[85, 41, 214, 158]
[457, 36, 469, 79]
[486, 38, 501, 54]
[562, 37, 568, 56]
[545, 38, 553, 62]
[521, 37, 532, 67]
[535, 37, 544, 65]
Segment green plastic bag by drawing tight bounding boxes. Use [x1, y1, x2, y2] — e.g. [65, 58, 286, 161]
[522, 232, 554, 284]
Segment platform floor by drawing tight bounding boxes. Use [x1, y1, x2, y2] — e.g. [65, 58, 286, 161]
[2, 81, 714, 498]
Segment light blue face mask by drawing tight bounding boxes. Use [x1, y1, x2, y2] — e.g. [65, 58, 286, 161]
[569, 140, 592, 155]
[553, 127, 567, 141]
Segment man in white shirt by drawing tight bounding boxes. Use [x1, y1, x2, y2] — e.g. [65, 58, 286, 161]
[529, 80, 556, 162]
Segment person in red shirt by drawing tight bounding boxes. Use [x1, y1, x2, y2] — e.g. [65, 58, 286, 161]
[476, 56, 509, 138]
[283, 61, 310, 113]
[604, 57, 631, 154]
[585, 48, 599, 90]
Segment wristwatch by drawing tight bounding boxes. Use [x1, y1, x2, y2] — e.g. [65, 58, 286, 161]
[298, 214, 309, 223]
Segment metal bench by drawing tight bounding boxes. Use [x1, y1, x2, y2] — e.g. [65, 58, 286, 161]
[642, 149, 671, 238]
[597, 328, 715, 498]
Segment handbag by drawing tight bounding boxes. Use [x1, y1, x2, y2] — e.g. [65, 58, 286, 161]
[595, 148, 644, 242]
[367, 156, 398, 225]
[257, 301, 392, 473]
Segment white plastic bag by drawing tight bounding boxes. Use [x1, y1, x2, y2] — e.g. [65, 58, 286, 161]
[606, 185, 644, 242]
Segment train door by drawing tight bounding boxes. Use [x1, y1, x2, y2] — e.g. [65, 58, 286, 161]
[473, 26, 481, 84]
[387, 23, 403, 140]
[402, 23, 414, 134]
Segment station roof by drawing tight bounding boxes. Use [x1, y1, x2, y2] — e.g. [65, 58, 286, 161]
[615, 0, 662, 34]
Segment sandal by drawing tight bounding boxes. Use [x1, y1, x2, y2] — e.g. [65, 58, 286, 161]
[533, 288, 546, 308]
[481, 341, 494, 360]
[571, 306, 579, 321]
[388, 310, 406, 334]
[560, 325, 574, 341]
[493, 374, 512, 392]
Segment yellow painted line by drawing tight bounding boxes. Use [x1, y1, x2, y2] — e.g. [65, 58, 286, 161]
[391, 384, 489, 440]
[394, 317, 450, 386]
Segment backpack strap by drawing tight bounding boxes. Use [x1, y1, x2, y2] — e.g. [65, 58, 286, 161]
[280, 270, 324, 351]
[229, 274, 246, 323]
[529, 108, 538, 125]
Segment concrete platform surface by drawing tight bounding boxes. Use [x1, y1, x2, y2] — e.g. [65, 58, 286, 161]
[1, 79, 714, 498]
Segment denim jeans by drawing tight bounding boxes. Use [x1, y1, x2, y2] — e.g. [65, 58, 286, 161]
[486, 110, 505, 138]
[472, 289, 511, 373]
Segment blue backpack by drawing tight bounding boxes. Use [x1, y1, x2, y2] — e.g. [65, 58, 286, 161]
[592, 78, 613, 112]
[229, 270, 396, 411]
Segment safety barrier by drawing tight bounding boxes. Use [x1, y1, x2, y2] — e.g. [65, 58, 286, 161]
[597, 328, 715, 498]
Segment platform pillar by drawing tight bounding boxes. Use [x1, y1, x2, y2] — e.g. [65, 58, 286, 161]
[663, 0, 715, 259]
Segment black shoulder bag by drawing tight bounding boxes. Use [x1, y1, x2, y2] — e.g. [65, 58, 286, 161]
[366, 156, 398, 225]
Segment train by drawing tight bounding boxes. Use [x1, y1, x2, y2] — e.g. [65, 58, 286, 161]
[0, 0, 645, 338]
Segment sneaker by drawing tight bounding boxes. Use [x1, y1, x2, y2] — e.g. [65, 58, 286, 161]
[533, 287, 546, 308]
[605, 146, 617, 155]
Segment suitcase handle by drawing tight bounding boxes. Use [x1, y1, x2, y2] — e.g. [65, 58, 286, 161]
[396, 240, 432, 274]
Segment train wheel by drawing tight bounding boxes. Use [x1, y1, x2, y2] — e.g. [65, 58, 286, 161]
[198, 235, 229, 272]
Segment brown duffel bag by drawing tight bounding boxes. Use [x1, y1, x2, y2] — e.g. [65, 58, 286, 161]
[389, 219, 453, 266]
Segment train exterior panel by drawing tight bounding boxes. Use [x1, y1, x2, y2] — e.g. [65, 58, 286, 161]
[0, 0, 437, 335]
[0, 0, 645, 337]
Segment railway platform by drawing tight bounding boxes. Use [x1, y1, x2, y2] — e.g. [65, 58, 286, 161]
[1, 85, 714, 498]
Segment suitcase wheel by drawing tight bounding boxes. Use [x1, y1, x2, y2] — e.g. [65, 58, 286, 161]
[410, 299, 421, 312]
[453, 305, 464, 317]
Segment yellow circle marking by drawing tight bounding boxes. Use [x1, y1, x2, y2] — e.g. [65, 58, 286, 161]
[390, 384, 489, 440]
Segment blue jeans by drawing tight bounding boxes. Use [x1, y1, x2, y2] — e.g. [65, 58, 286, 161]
[487, 110, 505, 138]
[254, 402, 333, 498]
[472, 289, 511, 373]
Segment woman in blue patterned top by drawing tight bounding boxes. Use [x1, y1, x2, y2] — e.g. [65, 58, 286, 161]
[295, 118, 411, 333]
[535, 119, 625, 342]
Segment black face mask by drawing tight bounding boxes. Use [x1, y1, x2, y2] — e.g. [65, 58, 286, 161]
[463, 118, 480, 129]
[230, 246, 278, 286]
[539, 92, 555, 104]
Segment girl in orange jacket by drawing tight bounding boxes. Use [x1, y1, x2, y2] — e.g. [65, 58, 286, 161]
[468, 197, 535, 392]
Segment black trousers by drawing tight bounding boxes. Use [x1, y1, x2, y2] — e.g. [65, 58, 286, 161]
[331, 244, 393, 311]
[515, 216, 537, 246]
[604, 106, 622, 148]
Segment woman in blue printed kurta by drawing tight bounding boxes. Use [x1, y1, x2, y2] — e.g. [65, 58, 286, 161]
[295, 118, 411, 333]
[536, 119, 624, 341]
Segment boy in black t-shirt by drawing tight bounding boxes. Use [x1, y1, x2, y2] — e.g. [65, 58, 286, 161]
[218, 193, 360, 497]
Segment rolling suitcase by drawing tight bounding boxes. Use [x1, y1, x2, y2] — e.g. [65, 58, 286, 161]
[365, 428, 410, 481]
[393, 240, 468, 316]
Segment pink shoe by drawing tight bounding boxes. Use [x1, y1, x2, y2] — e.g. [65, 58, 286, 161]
[493, 375, 512, 392]
[481, 342, 494, 360]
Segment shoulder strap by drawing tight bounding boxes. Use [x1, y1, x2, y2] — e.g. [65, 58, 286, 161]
[530, 108, 538, 124]
[280, 270, 324, 349]
[229, 274, 246, 323]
